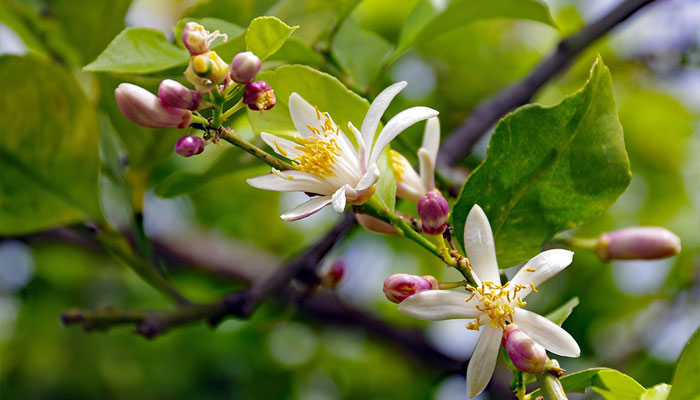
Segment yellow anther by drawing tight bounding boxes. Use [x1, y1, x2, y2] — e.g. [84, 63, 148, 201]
[529, 282, 538, 293]
[193, 56, 210, 74]
[525, 268, 536, 272]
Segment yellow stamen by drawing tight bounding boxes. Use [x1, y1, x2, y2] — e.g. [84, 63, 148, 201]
[273, 140, 288, 157]
[529, 282, 539, 293]
[524, 268, 536, 272]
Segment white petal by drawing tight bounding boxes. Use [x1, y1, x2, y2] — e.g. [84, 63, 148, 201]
[511, 249, 574, 299]
[467, 325, 502, 398]
[421, 116, 440, 162]
[397, 290, 481, 321]
[368, 106, 439, 166]
[247, 170, 334, 195]
[289, 92, 320, 137]
[356, 164, 380, 191]
[260, 132, 301, 159]
[348, 121, 367, 169]
[281, 195, 333, 221]
[392, 151, 424, 202]
[418, 148, 435, 192]
[514, 308, 580, 357]
[331, 186, 347, 212]
[361, 81, 407, 150]
[464, 205, 500, 284]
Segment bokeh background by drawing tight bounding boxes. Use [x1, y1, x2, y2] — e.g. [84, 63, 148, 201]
[1, 0, 699, 398]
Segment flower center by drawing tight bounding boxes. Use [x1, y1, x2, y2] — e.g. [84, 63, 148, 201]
[465, 281, 529, 330]
[293, 111, 342, 178]
[390, 150, 407, 181]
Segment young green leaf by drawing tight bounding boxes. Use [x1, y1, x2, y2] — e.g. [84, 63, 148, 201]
[83, 27, 189, 73]
[331, 19, 393, 91]
[545, 297, 580, 326]
[0, 55, 101, 234]
[247, 64, 397, 210]
[391, 0, 557, 62]
[453, 56, 631, 267]
[245, 16, 298, 61]
[528, 368, 645, 399]
[668, 325, 700, 400]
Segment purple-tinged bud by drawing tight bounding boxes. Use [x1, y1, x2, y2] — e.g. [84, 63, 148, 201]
[383, 274, 437, 304]
[355, 213, 399, 235]
[322, 260, 345, 288]
[158, 79, 203, 110]
[174, 135, 206, 157]
[181, 22, 210, 55]
[184, 51, 229, 92]
[243, 81, 276, 111]
[596, 227, 681, 261]
[502, 324, 547, 374]
[230, 51, 262, 84]
[417, 190, 449, 235]
[115, 83, 191, 129]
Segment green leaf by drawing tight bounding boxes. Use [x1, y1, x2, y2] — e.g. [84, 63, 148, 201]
[268, 37, 324, 67]
[331, 18, 393, 91]
[644, 384, 671, 400]
[545, 297, 579, 325]
[0, 55, 101, 234]
[453, 57, 631, 267]
[392, 0, 557, 61]
[245, 16, 298, 61]
[83, 27, 189, 73]
[247, 64, 397, 210]
[529, 368, 645, 399]
[266, 0, 359, 44]
[668, 325, 700, 400]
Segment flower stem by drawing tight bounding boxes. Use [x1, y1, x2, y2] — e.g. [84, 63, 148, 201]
[221, 128, 294, 170]
[191, 114, 208, 125]
[221, 100, 245, 121]
[438, 280, 468, 289]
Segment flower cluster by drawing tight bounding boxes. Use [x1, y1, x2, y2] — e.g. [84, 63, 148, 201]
[114, 22, 272, 157]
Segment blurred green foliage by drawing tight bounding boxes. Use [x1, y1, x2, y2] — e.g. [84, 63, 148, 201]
[0, 0, 698, 399]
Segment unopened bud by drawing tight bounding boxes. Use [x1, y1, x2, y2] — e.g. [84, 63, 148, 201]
[383, 274, 438, 304]
[115, 83, 191, 129]
[184, 51, 229, 92]
[158, 79, 203, 110]
[321, 260, 345, 288]
[596, 227, 681, 261]
[355, 213, 399, 235]
[174, 135, 206, 157]
[417, 190, 449, 235]
[243, 81, 276, 111]
[502, 324, 547, 374]
[181, 22, 210, 55]
[230, 51, 262, 84]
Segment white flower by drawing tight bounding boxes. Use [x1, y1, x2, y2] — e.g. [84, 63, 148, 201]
[247, 81, 438, 221]
[390, 116, 440, 202]
[398, 205, 580, 397]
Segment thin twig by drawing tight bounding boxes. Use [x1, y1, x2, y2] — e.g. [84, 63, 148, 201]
[438, 0, 659, 167]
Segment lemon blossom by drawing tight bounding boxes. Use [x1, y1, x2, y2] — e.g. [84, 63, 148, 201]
[398, 205, 580, 397]
[390, 116, 440, 202]
[247, 81, 438, 221]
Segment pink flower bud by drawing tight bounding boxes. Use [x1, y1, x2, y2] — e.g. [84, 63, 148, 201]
[596, 227, 681, 261]
[502, 324, 547, 374]
[158, 79, 203, 110]
[355, 213, 399, 235]
[230, 51, 262, 84]
[417, 190, 449, 235]
[115, 83, 191, 129]
[243, 81, 276, 111]
[383, 274, 437, 304]
[174, 135, 206, 157]
[322, 260, 345, 288]
[181, 22, 210, 55]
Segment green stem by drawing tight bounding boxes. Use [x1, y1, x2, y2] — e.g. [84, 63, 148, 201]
[96, 228, 191, 306]
[221, 100, 245, 121]
[553, 234, 598, 250]
[221, 129, 294, 170]
[191, 114, 208, 125]
[438, 280, 468, 290]
[539, 372, 567, 400]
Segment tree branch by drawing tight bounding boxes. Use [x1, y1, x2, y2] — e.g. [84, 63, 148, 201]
[438, 0, 659, 167]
